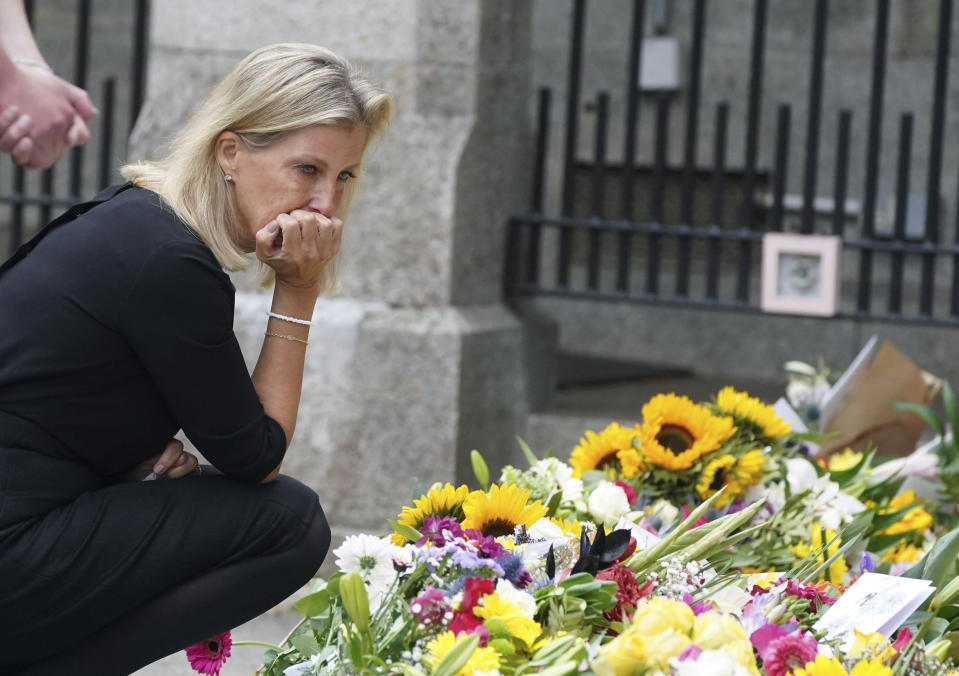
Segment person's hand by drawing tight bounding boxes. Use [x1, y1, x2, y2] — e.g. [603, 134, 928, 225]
[0, 105, 33, 165]
[255, 209, 342, 291]
[0, 62, 97, 168]
[123, 439, 201, 481]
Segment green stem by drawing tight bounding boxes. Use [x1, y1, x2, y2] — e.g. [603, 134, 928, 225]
[278, 616, 307, 648]
[233, 640, 285, 652]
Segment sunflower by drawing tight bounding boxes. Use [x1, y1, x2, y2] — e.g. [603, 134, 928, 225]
[730, 448, 766, 492]
[637, 394, 737, 471]
[392, 483, 471, 545]
[880, 542, 924, 564]
[461, 483, 548, 538]
[696, 454, 737, 506]
[878, 490, 933, 536]
[715, 387, 791, 440]
[569, 422, 644, 478]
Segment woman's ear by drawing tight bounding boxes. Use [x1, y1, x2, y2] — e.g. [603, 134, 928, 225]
[215, 131, 241, 175]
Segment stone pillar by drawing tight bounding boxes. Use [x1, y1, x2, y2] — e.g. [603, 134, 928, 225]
[130, 2, 534, 535]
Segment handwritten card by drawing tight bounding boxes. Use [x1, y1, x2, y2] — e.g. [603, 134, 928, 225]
[813, 572, 933, 650]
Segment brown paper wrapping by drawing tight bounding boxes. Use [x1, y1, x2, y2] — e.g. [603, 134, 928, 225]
[820, 341, 941, 457]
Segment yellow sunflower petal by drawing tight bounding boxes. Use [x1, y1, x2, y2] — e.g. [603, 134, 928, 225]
[638, 394, 736, 471]
[569, 422, 644, 478]
[391, 483, 471, 545]
[462, 483, 548, 538]
[715, 387, 791, 439]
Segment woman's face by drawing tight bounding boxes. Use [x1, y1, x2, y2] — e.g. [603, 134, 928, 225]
[216, 123, 368, 251]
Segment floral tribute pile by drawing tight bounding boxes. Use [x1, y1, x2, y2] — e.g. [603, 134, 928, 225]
[188, 382, 959, 676]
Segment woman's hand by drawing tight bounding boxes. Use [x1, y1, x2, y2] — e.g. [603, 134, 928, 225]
[255, 209, 342, 291]
[123, 439, 200, 481]
[0, 105, 32, 165]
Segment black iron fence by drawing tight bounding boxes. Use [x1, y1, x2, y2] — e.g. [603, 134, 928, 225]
[1, 0, 149, 258]
[505, 0, 959, 326]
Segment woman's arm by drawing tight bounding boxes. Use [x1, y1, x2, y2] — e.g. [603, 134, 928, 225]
[250, 210, 342, 482]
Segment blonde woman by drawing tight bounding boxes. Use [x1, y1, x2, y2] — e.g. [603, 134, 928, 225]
[0, 43, 391, 675]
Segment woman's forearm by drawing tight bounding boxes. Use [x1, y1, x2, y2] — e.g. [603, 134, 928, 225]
[250, 281, 319, 481]
[0, 1, 46, 63]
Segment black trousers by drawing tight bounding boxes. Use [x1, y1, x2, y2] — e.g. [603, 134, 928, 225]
[0, 465, 330, 676]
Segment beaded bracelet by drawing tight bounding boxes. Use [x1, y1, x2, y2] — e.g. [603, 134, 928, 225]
[268, 311, 312, 326]
[265, 331, 308, 345]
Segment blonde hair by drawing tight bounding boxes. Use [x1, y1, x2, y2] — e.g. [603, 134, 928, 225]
[121, 43, 392, 287]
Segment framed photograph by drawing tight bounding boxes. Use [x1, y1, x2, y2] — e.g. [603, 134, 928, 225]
[760, 233, 841, 316]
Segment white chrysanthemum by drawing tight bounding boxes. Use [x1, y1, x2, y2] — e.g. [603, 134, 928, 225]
[588, 481, 631, 527]
[494, 578, 537, 617]
[333, 533, 398, 590]
[783, 458, 865, 530]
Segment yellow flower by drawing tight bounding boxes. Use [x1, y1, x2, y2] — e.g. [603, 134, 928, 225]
[696, 454, 738, 507]
[692, 609, 749, 648]
[426, 631, 501, 676]
[630, 597, 696, 636]
[880, 542, 924, 564]
[793, 655, 850, 676]
[849, 629, 896, 662]
[715, 386, 791, 439]
[731, 449, 767, 490]
[592, 629, 650, 676]
[461, 483, 548, 538]
[794, 655, 892, 676]
[878, 490, 933, 536]
[570, 422, 644, 478]
[791, 524, 847, 584]
[473, 592, 542, 649]
[640, 627, 692, 670]
[638, 394, 737, 471]
[828, 448, 864, 472]
[392, 483, 471, 545]
[547, 516, 582, 537]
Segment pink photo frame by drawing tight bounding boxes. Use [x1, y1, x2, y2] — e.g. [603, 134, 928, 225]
[760, 232, 841, 317]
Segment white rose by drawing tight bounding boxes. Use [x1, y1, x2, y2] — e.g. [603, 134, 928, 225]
[528, 517, 565, 541]
[588, 481, 631, 527]
[560, 477, 584, 503]
[495, 578, 536, 617]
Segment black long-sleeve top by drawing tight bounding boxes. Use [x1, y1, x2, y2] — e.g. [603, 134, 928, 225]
[0, 184, 286, 490]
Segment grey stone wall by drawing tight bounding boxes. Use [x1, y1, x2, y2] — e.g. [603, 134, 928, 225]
[132, 1, 534, 535]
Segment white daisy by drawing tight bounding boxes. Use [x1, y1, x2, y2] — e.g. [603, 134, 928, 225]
[332, 533, 398, 590]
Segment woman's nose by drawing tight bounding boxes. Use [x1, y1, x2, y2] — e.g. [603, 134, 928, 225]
[307, 180, 339, 217]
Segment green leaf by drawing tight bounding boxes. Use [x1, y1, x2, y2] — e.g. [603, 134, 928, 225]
[919, 527, 959, 590]
[289, 632, 320, 657]
[470, 449, 490, 489]
[516, 436, 540, 467]
[943, 382, 959, 433]
[431, 633, 480, 676]
[829, 450, 875, 485]
[892, 401, 945, 438]
[545, 489, 562, 516]
[388, 519, 422, 544]
[338, 572, 371, 634]
[293, 590, 331, 617]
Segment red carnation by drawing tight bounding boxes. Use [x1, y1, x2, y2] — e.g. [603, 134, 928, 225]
[596, 564, 644, 623]
[460, 577, 495, 614]
[615, 481, 637, 505]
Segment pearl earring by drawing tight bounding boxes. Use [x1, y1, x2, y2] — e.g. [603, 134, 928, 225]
[224, 174, 233, 182]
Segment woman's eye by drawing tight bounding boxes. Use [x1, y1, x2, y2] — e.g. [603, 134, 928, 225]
[298, 165, 317, 175]
[337, 170, 357, 181]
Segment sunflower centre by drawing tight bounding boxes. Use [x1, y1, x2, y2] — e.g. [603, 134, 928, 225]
[482, 519, 516, 538]
[656, 424, 695, 455]
[359, 554, 378, 570]
[597, 452, 620, 471]
[709, 468, 727, 491]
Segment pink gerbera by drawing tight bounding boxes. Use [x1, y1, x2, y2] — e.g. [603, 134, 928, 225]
[185, 631, 232, 676]
[757, 629, 819, 676]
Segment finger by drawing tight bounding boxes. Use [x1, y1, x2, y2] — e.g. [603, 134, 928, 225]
[0, 106, 19, 137]
[11, 136, 32, 165]
[66, 83, 99, 119]
[254, 220, 282, 261]
[65, 115, 91, 146]
[165, 452, 200, 479]
[275, 212, 304, 252]
[153, 438, 185, 476]
[0, 113, 31, 154]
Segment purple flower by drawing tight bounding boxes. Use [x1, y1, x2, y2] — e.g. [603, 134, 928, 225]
[464, 530, 505, 559]
[682, 592, 716, 616]
[495, 552, 532, 588]
[860, 551, 876, 574]
[417, 516, 464, 547]
[410, 586, 450, 628]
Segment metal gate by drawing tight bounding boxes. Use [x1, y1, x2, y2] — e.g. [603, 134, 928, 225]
[505, 0, 959, 326]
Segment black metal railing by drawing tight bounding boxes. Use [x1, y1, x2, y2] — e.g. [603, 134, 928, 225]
[505, 0, 959, 327]
[2, 0, 149, 258]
